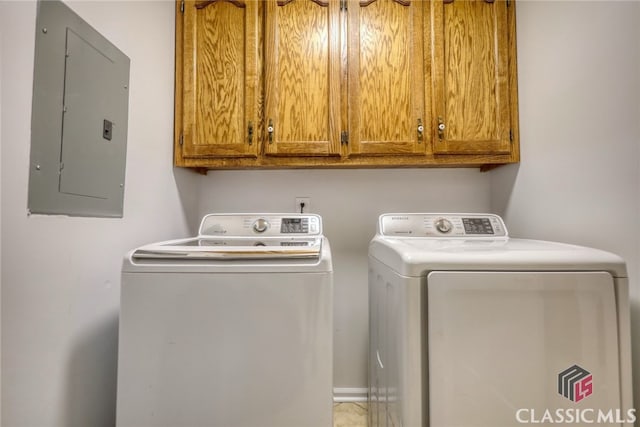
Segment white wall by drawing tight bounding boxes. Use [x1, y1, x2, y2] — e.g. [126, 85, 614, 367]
[197, 169, 491, 392]
[3, 0, 638, 424]
[491, 0, 640, 415]
[0, 14, 3, 424]
[197, 0, 640, 409]
[1, 1, 200, 426]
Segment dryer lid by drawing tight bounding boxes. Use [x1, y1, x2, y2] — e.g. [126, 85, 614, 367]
[370, 213, 627, 277]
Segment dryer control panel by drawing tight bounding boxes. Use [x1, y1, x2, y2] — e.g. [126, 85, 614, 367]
[379, 213, 508, 238]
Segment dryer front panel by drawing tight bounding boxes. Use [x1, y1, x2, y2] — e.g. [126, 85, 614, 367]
[427, 271, 623, 427]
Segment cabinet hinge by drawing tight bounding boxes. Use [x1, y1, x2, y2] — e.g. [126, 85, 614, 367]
[180, 0, 185, 14]
[179, 133, 184, 146]
[506, 0, 511, 7]
[340, 0, 347, 12]
[509, 129, 513, 142]
[341, 131, 349, 145]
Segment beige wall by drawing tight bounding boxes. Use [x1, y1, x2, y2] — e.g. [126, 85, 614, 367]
[0, 13, 3, 424]
[197, 168, 492, 393]
[1, 1, 199, 425]
[492, 0, 640, 418]
[2, 0, 639, 425]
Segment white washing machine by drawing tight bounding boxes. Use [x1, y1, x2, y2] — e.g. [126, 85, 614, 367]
[116, 213, 333, 427]
[369, 213, 633, 427]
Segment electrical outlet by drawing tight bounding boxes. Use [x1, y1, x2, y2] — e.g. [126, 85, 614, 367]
[295, 197, 311, 214]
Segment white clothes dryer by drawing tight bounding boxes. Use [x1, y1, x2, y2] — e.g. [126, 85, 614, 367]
[116, 214, 333, 427]
[368, 213, 633, 427]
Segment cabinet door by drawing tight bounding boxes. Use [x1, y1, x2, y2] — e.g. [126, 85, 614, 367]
[347, 0, 428, 156]
[264, 0, 341, 157]
[180, 0, 258, 158]
[432, 0, 511, 155]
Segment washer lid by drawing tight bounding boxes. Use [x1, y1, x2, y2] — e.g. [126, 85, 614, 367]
[123, 236, 332, 273]
[131, 237, 323, 261]
[123, 213, 332, 273]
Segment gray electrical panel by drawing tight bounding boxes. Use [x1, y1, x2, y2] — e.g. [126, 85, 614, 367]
[28, 0, 130, 217]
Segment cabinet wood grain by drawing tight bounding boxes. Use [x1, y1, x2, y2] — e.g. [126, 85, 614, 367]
[178, 0, 258, 160]
[432, 0, 512, 154]
[348, 0, 429, 156]
[174, 0, 520, 170]
[264, 0, 341, 156]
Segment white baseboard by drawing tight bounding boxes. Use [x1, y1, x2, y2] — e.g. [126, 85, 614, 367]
[333, 387, 368, 403]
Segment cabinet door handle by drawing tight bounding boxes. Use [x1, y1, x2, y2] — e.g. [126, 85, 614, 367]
[417, 118, 424, 143]
[437, 116, 446, 140]
[267, 119, 274, 144]
[247, 121, 253, 145]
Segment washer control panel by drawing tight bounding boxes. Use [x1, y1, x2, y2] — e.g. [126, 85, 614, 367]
[199, 214, 322, 237]
[379, 213, 507, 238]
[252, 218, 269, 233]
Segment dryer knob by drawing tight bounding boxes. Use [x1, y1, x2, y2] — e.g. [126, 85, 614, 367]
[435, 218, 453, 234]
[253, 218, 269, 233]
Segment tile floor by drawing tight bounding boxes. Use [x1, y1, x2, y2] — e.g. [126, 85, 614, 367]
[333, 402, 368, 427]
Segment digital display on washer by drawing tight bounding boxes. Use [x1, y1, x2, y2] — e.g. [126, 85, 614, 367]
[281, 218, 309, 234]
[281, 241, 309, 246]
[462, 218, 494, 235]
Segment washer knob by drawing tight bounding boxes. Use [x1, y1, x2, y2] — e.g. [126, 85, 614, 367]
[253, 218, 269, 233]
[435, 218, 453, 234]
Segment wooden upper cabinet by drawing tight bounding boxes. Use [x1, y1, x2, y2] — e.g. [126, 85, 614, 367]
[431, 0, 512, 155]
[179, 0, 259, 159]
[174, 0, 519, 169]
[263, 0, 341, 157]
[348, 0, 429, 156]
